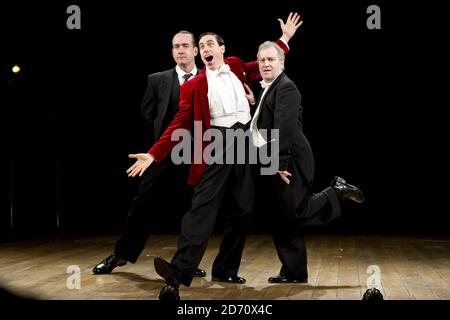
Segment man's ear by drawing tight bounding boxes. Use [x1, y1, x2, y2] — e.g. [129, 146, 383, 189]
[194, 47, 199, 56]
[221, 45, 225, 54]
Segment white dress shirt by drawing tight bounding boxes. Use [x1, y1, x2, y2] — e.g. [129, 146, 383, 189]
[206, 64, 251, 128]
[250, 79, 275, 147]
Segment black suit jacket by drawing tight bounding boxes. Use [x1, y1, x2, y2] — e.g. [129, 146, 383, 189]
[256, 72, 314, 190]
[140, 68, 180, 145]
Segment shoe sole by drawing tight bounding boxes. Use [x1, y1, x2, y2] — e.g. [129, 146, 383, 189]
[349, 185, 365, 203]
[334, 176, 365, 204]
[154, 257, 171, 280]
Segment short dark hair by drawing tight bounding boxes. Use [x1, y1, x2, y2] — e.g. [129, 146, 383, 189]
[175, 30, 197, 47]
[199, 32, 225, 46]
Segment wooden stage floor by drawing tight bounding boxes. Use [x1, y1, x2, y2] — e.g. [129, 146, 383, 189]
[1, 234, 449, 300]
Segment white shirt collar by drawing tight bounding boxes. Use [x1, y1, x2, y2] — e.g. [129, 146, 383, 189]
[206, 63, 230, 77]
[176, 65, 197, 80]
[260, 72, 283, 88]
[260, 80, 273, 89]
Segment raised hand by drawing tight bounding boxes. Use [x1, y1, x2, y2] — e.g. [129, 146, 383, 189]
[278, 12, 303, 43]
[126, 153, 155, 177]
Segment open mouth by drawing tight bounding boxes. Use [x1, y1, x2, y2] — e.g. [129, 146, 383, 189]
[205, 55, 213, 62]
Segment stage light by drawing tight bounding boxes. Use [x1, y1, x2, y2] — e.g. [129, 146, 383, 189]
[12, 64, 21, 74]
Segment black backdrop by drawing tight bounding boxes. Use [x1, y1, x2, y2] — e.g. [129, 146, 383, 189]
[1, 0, 448, 240]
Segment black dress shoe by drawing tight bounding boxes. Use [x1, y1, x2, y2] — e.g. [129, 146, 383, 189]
[92, 254, 127, 274]
[154, 257, 182, 287]
[194, 269, 207, 277]
[362, 288, 384, 300]
[159, 285, 180, 301]
[268, 275, 308, 284]
[331, 176, 365, 203]
[211, 274, 246, 284]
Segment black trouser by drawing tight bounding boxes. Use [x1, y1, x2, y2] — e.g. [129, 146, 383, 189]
[260, 173, 341, 279]
[114, 157, 191, 263]
[171, 122, 254, 286]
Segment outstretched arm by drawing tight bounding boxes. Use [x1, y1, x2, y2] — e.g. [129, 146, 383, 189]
[126, 153, 154, 177]
[279, 12, 303, 43]
[127, 78, 195, 178]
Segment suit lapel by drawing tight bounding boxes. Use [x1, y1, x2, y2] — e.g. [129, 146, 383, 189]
[259, 72, 286, 106]
[197, 71, 211, 129]
[256, 73, 286, 126]
[155, 69, 177, 134]
[159, 69, 177, 110]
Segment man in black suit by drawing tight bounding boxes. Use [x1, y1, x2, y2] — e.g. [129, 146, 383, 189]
[92, 31, 206, 278]
[250, 41, 364, 283]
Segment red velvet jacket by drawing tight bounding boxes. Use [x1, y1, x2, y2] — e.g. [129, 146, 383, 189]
[149, 40, 289, 185]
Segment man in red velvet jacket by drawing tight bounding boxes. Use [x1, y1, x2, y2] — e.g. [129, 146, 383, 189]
[127, 13, 303, 300]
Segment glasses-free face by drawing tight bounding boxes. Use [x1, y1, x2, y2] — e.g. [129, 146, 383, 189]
[172, 33, 198, 67]
[199, 35, 225, 70]
[258, 47, 285, 82]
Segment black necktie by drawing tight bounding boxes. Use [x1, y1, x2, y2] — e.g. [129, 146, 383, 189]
[182, 73, 192, 83]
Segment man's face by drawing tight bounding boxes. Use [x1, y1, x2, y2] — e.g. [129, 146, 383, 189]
[172, 33, 198, 67]
[199, 35, 225, 70]
[258, 47, 284, 82]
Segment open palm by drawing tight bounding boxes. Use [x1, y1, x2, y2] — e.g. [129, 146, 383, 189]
[126, 153, 155, 177]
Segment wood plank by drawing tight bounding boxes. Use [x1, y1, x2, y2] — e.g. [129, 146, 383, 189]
[1, 234, 449, 300]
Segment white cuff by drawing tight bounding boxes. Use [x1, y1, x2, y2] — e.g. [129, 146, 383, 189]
[279, 37, 290, 49]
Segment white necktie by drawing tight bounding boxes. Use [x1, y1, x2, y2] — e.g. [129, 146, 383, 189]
[250, 82, 271, 147]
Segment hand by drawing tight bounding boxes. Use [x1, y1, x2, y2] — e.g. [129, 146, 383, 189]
[279, 12, 303, 43]
[278, 170, 292, 185]
[126, 153, 155, 177]
[243, 83, 256, 106]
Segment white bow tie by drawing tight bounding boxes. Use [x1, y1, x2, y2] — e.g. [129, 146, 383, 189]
[260, 80, 271, 89]
[217, 64, 231, 76]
